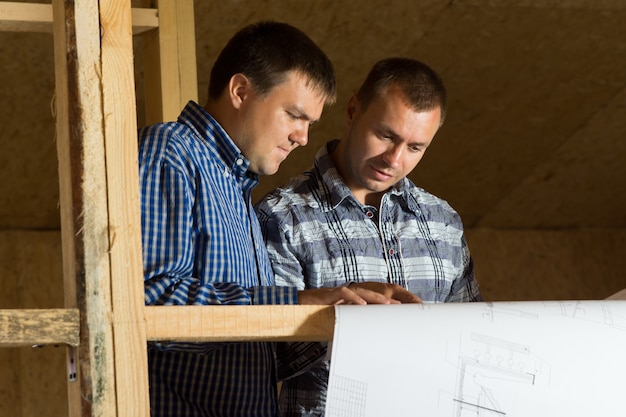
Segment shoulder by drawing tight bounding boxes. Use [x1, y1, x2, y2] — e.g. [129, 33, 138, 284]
[138, 122, 193, 161]
[257, 170, 322, 209]
[139, 121, 190, 143]
[404, 180, 463, 225]
[139, 122, 212, 169]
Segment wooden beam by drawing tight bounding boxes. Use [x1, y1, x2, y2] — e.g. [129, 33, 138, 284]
[0, 306, 329, 348]
[99, 0, 150, 415]
[0, 2, 50, 32]
[0, 2, 158, 33]
[53, 0, 117, 415]
[145, 305, 336, 342]
[0, 309, 80, 347]
[130, 7, 159, 34]
[142, 0, 198, 124]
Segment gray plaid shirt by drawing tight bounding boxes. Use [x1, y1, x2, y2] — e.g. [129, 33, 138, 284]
[255, 140, 482, 416]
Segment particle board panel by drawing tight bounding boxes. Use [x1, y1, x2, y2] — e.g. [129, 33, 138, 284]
[0, 230, 64, 310]
[3, 0, 626, 232]
[19, 345, 67, 417]
[0, 30, 58, 230]
[466, 228, 626, 301]
[0, 347, 20, 417]
[187, 1, 626, 232]
[411, 4, 626, 228]
[477, 86, 626, 228]
[0, 230, 67, 417]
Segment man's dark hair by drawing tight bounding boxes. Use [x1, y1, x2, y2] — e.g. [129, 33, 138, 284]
[208, 21, 336, 105]
[357, 57, 447, 125]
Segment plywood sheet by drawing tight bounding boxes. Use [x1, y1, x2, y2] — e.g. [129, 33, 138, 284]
[0, 231, 66, 417]
[466, 228, 626, 301]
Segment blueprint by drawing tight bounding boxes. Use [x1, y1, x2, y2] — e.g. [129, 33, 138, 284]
[325, 300, 626, 417]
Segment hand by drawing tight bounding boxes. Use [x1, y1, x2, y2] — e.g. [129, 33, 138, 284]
[298, 286, 400, 306]
[348, 282, 422, 304]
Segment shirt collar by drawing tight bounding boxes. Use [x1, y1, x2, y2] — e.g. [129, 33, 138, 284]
[314, 140, 354, 210]
[315, 139, 420, 214]
[178, 101, 258, 188]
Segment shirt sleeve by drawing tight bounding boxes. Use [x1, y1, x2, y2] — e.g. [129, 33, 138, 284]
[255, 199, 308, 290]
[256, 198, 331, 378]
[445, 234, 483, 303]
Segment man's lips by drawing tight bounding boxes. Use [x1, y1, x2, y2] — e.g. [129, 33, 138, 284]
[370, 166, 393, 181]
[277, 146, 290, 159]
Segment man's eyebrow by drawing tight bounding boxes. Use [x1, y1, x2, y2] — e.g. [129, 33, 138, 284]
[378, 124, 401, 140]
[379, 124, 429, 147]
[288, 105, 318, 123]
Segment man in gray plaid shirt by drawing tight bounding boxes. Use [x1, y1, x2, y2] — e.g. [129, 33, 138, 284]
[255, 57, 482, 417]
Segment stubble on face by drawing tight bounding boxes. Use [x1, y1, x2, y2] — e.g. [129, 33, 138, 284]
[335, 87, 442, 206]
[239, 72, 326, 176]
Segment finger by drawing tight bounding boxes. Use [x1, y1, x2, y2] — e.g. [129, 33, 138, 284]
[353, 287, 399, 304]
[337, 287, 367, 305]
[394, 292, 422, 304]
[399, 294, 422, 303]
[298, 288, 367, 305]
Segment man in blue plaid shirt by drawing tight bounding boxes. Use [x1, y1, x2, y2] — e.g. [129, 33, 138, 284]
[138, 22, 418, 417]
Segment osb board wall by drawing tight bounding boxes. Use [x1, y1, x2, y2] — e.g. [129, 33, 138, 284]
[0, 231, 66, 417]
[187, 1, 626, 229]
[0, 31, 57, 229]
[467, 229, 626, 301]
[3, 2, 626, 231]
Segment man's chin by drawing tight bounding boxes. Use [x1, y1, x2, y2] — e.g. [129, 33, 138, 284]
[258, 164, 281, 176]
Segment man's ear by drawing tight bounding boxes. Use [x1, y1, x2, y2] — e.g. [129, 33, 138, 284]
[228, 73, 251, 109]
[346, 94, 359, 124]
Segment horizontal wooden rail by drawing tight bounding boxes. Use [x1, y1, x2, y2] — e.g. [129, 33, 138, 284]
[145, 305, 336, 342]
[0, 2, 158, 33]
[0, 305, 336, 347]
[0, 308, 80, 347]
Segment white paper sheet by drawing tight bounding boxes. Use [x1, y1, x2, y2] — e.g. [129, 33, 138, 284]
[326, 301, 626, 417]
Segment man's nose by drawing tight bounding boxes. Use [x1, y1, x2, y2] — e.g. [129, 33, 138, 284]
[382, 145, 403, 167]
[289, 123, 309, 147]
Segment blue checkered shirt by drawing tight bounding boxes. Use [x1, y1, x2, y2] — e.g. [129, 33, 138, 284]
[255, 140, 482, 416]
[139, 101, 298, 417]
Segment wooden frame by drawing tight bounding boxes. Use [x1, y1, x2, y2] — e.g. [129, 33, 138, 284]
[1, 1, 332, 415]
[0, 2, 158, 34]
[0, 309, 80, 347]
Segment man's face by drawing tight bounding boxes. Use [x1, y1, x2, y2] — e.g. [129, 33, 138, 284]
[236, 71, 326, 175]
[338, 84, 442, 204]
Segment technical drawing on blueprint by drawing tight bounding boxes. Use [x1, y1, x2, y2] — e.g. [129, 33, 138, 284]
[325, 301, 626, 417]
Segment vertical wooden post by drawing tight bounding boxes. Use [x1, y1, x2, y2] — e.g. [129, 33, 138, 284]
[143, 0, 198, 124]
[53, 0, 149, 415]
[52, 0, 117, 415]
[99, 0, 150, 415]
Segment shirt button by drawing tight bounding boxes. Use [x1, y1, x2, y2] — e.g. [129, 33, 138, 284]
[388, 248, 395, 255]
[366, 211, 374, 218]
[236, 158, 244, 166]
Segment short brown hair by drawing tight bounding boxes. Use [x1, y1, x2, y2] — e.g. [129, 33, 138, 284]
[208, 21, 336, 106]
[357, 57, 447, 125]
